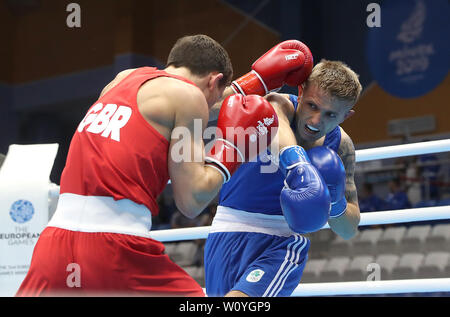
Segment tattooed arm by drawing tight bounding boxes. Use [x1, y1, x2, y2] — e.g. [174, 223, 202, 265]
[327, 129, 361, 240]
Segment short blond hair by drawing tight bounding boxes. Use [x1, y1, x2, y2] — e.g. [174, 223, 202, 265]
[305, 59, 362, 105]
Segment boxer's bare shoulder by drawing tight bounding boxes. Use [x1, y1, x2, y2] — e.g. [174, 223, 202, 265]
[265, 92, 297, 153]
[265, 93, 295, 123]
[100, 68, 137, 97]
[137, 76, 208, 141]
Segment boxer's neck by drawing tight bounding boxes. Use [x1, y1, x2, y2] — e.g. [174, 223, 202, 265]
[164, 66, 205, 88]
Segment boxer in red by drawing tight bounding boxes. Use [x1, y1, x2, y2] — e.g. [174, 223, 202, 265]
[16, 34, 310, 296]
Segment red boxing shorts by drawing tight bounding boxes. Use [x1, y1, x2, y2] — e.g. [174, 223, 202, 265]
[16, 194, 204, 297]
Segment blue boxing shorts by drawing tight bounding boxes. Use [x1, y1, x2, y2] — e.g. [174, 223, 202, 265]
[204, 206, 310, 297]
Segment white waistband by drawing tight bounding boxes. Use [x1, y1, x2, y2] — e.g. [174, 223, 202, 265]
[47, 193, 152, 238]
[210, 205, 296, 237]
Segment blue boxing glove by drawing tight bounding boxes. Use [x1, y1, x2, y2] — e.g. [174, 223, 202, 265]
[279, 145, 331, 234]
[307, 146, 347, 218]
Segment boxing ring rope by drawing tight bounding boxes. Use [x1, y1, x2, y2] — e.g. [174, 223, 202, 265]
[355, 139, 450, 162]
[149, 205, 450, 242]
[47, 139, 450, 296]
[292, 278, 450, 296]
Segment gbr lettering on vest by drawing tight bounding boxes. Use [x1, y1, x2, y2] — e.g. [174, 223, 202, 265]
[77, 103, 132, 142]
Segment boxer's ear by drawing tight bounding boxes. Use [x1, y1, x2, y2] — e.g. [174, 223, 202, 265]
[343, 109, 355, 121]
[209, 72, 223, 90]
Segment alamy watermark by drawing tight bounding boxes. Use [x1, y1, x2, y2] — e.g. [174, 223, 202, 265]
[66, 3, 81, 28]
[367, 3, 381, 28]
[66, 3, 381, 29]
[66, 263, 81, 288]
[367, 262, 381, 281]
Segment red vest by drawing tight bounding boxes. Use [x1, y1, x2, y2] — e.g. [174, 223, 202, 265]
[60, 67, 196, 215]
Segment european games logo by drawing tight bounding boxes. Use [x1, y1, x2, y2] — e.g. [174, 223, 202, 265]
[366, 0, 449, 98]
[9, 200, 35, 224]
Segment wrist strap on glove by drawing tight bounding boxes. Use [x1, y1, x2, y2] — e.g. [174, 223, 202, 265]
[330, 197, 347, 218]
[231, 71, 268, 96]
[279, 145, 310, 177]
[205, 138, 244, 184]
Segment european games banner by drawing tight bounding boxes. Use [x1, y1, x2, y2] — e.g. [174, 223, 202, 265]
[367, 0, 449, 98]
[0, 144, 58, 296]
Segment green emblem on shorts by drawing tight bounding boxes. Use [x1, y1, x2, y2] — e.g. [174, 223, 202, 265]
[246, 269, 265, 283]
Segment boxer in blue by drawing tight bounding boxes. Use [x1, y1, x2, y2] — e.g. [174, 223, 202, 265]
[204, 59, 363, 297]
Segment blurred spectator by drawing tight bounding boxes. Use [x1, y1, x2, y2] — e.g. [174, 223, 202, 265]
[405, 160, 422, 206]
[417, 153, 441, 201]
[385, 178, 412, 210]
[359, 182, 387, 212]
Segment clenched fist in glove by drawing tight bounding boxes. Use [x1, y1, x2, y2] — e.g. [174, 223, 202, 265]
[231, 40, 313, 96]
[205, 94, 279, 183]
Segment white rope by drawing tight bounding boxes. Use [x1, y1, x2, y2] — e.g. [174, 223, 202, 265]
[291, 278, 450, 296]
[355, 139, 450, 162]
[151, 226, 210, 242]
[322, 205, 450, 229]
[150, 206, 450, 242]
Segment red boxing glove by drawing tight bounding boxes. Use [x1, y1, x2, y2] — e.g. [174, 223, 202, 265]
[205, 94, 279, 183]
[231, 40, 313, 96]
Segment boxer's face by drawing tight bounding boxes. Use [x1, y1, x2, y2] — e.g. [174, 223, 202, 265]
[295, 83, 354, 143]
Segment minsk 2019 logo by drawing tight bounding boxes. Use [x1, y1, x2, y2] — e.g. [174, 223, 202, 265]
[366, 0, 448, 98]
[9, 199, 35, 223]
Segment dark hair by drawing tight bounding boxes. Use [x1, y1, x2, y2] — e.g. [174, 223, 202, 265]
[166, 34, 233, 87]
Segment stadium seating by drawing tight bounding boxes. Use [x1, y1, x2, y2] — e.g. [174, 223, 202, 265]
[401, 225, 432, 253]
[328, 233, 358, 257]
[391, 253, 425, 279]
[375, 254, 400, 280]
[353, 228, 384, 255]
[319, 257, 351, 282]
[377, 226, 407, 254]
[342, 255, 375, 281]
[301, 259, 328, 283]
[425, 223, 450, 252]
[417, 252, 450, 278]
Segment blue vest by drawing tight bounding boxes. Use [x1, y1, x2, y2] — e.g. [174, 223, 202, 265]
[219, 94, 341, 216]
